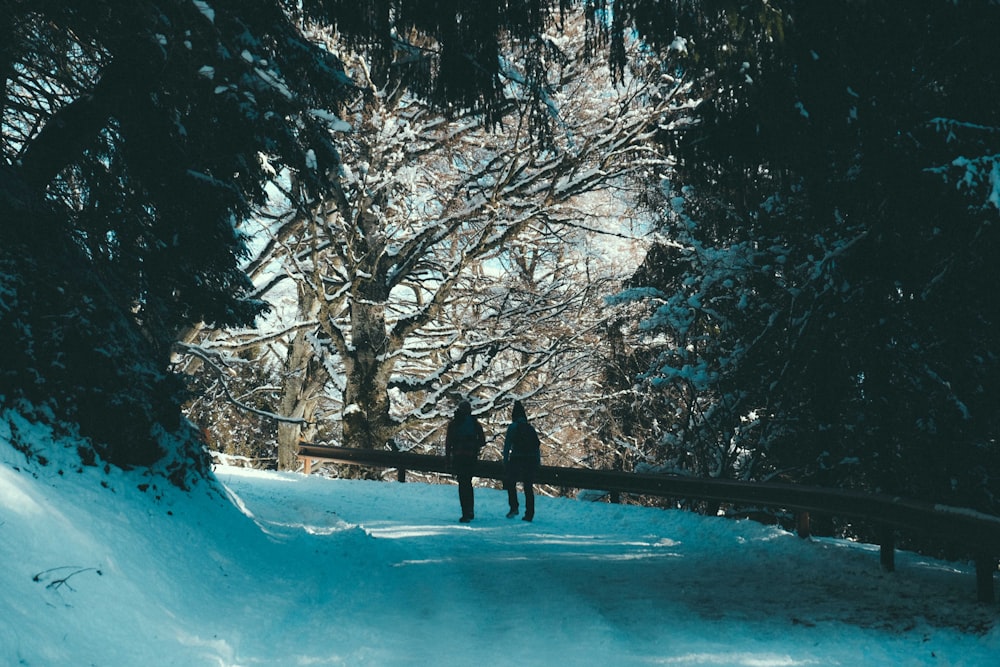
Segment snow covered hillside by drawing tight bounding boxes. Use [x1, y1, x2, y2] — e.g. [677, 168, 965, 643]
[2, 411, 998, 666]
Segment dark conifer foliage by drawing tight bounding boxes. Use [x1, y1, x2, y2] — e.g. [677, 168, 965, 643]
[1, 0, 572, 472]
[626, 1, 1000, 514]
[297, 0, 572, 127]
[2, 0, 352, 469]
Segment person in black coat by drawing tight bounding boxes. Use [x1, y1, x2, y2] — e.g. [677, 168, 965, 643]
[503, 400, 541, 521]
[445, 400, 486, 523]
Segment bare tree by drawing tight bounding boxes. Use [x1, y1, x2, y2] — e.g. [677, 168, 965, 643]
[181, 18, 676, 468]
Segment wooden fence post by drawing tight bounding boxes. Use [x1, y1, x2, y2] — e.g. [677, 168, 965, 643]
[975, 554, 996, 603]
[397, 467, 407, 483]
[302, 457, 312, 475]
[878, 525, 895, 572]
[796, 511, 810, 539]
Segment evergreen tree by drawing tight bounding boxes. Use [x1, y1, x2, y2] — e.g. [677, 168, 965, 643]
[625, 1, 1000, 512]
[0, 0, 577, 472]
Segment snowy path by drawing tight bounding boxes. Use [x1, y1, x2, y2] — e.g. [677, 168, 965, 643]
[216, 467, 999, 666]
[6, 423, 999, 665]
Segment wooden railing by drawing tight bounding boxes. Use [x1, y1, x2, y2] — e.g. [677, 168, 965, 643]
[298, 443, 1000, 603]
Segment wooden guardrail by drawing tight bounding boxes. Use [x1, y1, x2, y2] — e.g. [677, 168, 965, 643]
[298, 443, 1000, 603]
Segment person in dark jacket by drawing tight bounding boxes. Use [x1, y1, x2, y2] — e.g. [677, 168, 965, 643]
[445, 400, 486, 523]
[503, 400, 541, 521]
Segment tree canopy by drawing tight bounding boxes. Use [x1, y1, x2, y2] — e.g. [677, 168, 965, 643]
[178, 6, 673, 470]
[0, 0, 578, 470]
[622, 0, 1000, 516]
[4, 0, 1000, 525]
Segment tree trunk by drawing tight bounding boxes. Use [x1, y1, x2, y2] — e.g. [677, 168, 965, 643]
[342, 270, 397, 450]
[277, 327, 322, 470]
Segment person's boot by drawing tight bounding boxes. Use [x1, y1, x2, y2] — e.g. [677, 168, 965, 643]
[506, 508, 518, 518]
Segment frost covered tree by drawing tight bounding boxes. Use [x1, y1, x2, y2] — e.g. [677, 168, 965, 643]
[182, 15, 674, 467]
[2, 0, 662, 474]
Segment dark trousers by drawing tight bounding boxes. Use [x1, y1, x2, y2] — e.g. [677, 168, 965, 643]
[454, 456, 475, 519]
[505, 458, 536, 519]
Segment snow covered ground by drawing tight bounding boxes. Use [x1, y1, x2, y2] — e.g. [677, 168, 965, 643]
[2, 413, 999, 666]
